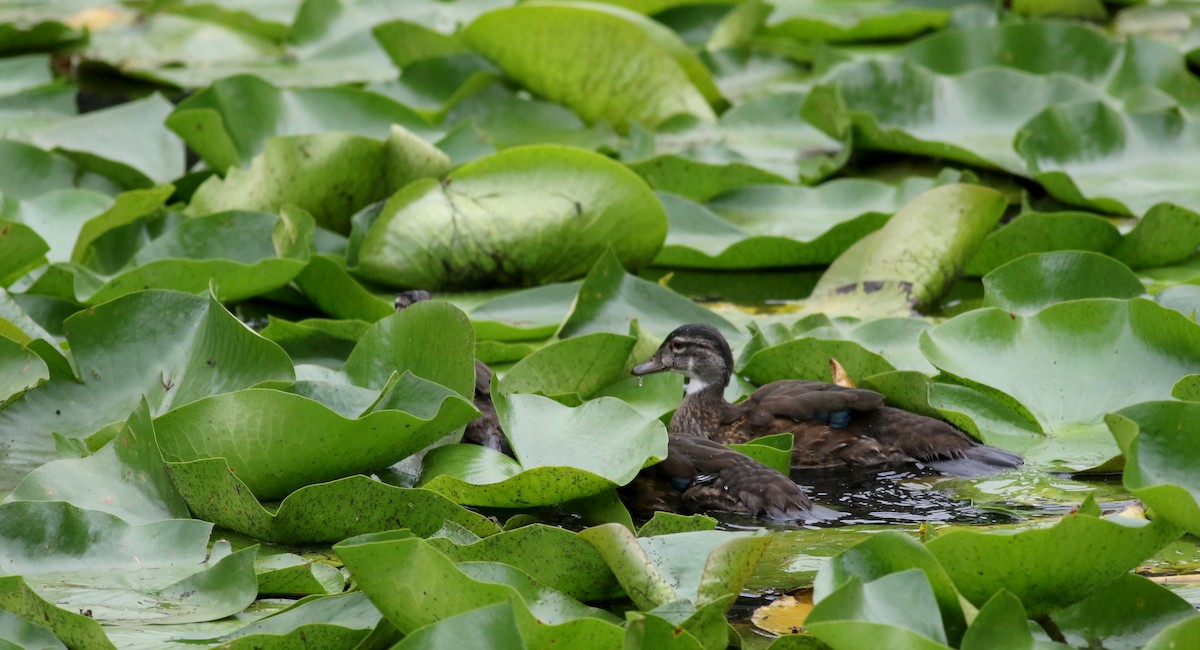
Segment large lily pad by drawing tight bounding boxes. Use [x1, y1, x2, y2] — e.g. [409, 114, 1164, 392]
[806, 570, 949, 650]
[926, 509, 1181, 616]
[811, 184, 1005, 312]
[765, 1, 950, 43]
[155, 375, 476, 500]
[498, 332, 636, 401]
[806, 59, 1101, 174]
[351, 145, 666, 290]
[187, 126, 452, 234]
[420, 391, 667, 507]
[0, 501, 258, 625]
[0, 290, 294, 489]
[921, 298, 1200, 469]
[166, 457, 500, 544]
[1017, 102, 1200, 217]
[964, 209, 1122, 276]
[981, 251, 1145, 315]
[463, 2, 720, 128]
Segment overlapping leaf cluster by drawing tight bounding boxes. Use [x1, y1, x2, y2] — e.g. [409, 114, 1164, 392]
[4, 0, 1200, 648]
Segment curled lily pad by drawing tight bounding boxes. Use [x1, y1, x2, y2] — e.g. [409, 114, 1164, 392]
[0, 290, 294, 489]
[921, 298, 1200, 469]
[811, 184, 1006, 313]
[1016, 102, 1200, 217]
[167, 74, 434, 173]
[187, 126, 452, 234]
[807, 570, 949, 649]
[1107, 401, 1200, 537]
[765, 1, 950, 43]
[0, 334, 47, 406]
[807, 59, 1100, 174]
[155, 379, 477, 500]
[420, 392, 667, 507]
[351, 146, 666, 290]
[463, 2, 720, 128]
[964, 210, 1122, 276]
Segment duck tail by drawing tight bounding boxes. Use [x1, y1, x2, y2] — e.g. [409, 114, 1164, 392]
[927, 444, 1023, 477]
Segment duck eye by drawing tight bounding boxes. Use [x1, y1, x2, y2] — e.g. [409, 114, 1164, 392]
[670, 340, 685, 353]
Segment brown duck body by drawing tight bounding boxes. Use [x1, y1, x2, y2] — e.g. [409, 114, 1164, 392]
[622, 434, 836, 522]
[637, 324, 1023, 476]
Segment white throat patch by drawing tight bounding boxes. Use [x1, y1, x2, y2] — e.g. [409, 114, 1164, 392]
[684, 378, 710, 395]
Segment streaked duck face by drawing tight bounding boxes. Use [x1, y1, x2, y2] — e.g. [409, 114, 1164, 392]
[632, 324, 734, 394]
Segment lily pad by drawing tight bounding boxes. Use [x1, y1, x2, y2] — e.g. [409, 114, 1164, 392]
[351, 145, 666, 290]
[498, 332, 636, 401]
[964, 210, 1122, 276]
[806, 59, 1100, 174]
[0, 219, 48, 283]
[6, 400, 188, 524]
[0, 334, 47, 406]
[167, 457, 500, 544]
[154, 378, 476, 500]
[806, 570, 949, 649]
[187, 126, 452, 234]
[765, 1, 950, 43]
[921, 298, 1200, 469]
[654, 172, 960, 270]
[0, 290, 294, 490]
[811, 184, 1006, 312]
[1107, 401, 1200, 537]
[292, 254, 395, 322]
[0, 501, 258, 625]
[463, 2, 720, 128]
[981, 251, 1145, 315]
[167, 74, 434, 174]
[926, 509, 1181, 616]
[1050, 573, 1197, 649]
[1017, 102, 1200, 217]
[420, 391, 667, 507]
[217, 592, 380, 648]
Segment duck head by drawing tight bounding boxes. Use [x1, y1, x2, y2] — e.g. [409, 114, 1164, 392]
[633, 324, 734, 394]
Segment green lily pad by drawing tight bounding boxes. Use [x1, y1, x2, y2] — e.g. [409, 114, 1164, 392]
[811, 184, 1006, 312]
[578, 524, 768, 611]
[6, 400, 188, 524]
[813, 532, 965, 645]
[1145, 617, 1200, 650]
[765, 1, 950, 43]
[351, 145, 666, 290]
[498, 332, 636, 401]
[0, 219, 48, 284]
[807, 570, 949, 649]
[0, 501, 258, 624]
[1112, 202, 1200, 270]
[167, 74, 434, 174]
[428, 523, 621, 601]
[1, 190, 113, 266]
[260, 317, 370, 369]
[0, 608, 67, 650]
[467, 280, 579, 341]
[256, 554, 346, 597]
[901, 21, 1200, 113]
[0, 140, 119, 200]
[187, 126, 452, 234]
[0, 334, 47, 406]
[558, 249, 735, 339]
[1017, 102, 1200, 217]
[964, 210, 1122, 276]
[27, 95, 184, 189]
[292, 254, 395, 322]
[806, 59, 1100, 174]
[463, 2, 720, 129]
[334, 533, 623, 641]
[0, 576, 112, 650]
[0, 290, 294, 490]
[218, 592, 380, 649]
[626, 92, 846, 195]
[921, 299, 1200, 469]
[155, 378, 476, 500]
[447, 84, 622, 152]
[981, 251, 1145, 315]
[1050, 573, 1197, 649]
[389, 601, 524, 650]
[959, 591, 1036, 650]
[654, 172, 960, 270]
[167, 457, 499, 544]
[420, 391, 667, 506]
[1107, 401, 1200, 537]
[926, 509, 1181, 616]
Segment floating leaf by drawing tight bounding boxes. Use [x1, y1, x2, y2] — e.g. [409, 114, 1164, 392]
[964, 210, 1122, 276]
[1108, 401, 1200, 537]
[921, 299, 1200, 469]
[351, 145, 666, 290]
[0, 334, 47, 406]
[463, 2, 720, 128]
[187, 126, 452, 234]
[218, 592, 380, 649]
[765, 1, 950, 42]
[981, 251, 1144, 315]
[167, 458, 499, 544]
[1050, 573, 1197, 649]
[0, 290, 294, 489]
[811, 184, 1005, 312]
[498, 332, 635, 401]
[807, 570, 949, 649]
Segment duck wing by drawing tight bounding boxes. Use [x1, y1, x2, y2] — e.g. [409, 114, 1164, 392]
[853, 406, 1023, 475]
[723, 381, 886, 435]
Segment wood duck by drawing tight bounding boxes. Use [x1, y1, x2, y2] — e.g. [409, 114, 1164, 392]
[632, 324, 1023, 476]
[622, 434, 837, 522]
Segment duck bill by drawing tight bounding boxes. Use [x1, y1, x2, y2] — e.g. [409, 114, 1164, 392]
[632, 356, 667, 376]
